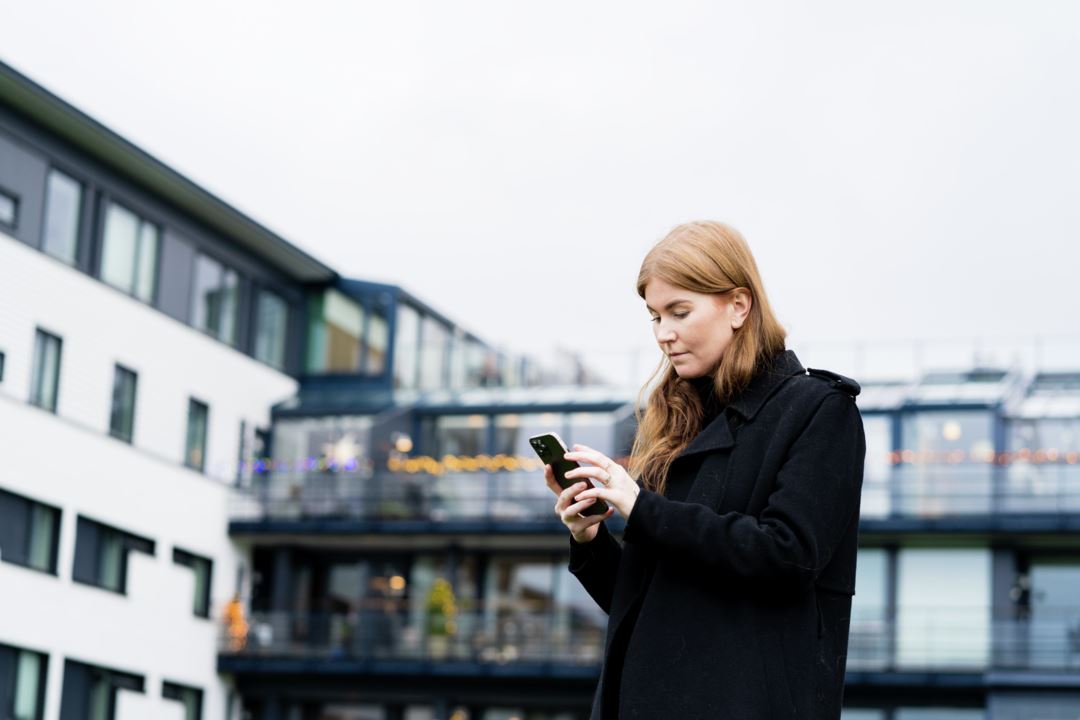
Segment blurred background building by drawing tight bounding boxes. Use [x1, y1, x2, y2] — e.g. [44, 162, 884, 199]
[2, 61, 1080, 720]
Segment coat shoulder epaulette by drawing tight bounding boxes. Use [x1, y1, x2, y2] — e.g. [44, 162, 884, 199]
[805, 367, 861, 398]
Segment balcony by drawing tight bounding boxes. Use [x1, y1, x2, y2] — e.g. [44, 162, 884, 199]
[217, 604, 1080, 679]
[217, 601, 604, 677]
[860, 464, 1080, 533]
[229, 469, 586, 533]
[230, 463, 1080, 534]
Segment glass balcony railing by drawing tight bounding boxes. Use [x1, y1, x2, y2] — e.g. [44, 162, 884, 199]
[231, 470, 559, 523]
[218, 604, 1080, 673]
[848, 605, 1080, 672]
[231, 463, 1080, 523]
[861, 464, 1080, 519]
[219, 603, 605, 666]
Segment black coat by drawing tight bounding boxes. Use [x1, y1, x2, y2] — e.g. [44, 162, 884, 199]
[569, 349, 866, 719]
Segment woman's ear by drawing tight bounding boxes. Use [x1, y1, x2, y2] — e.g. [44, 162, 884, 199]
[730, 288, 752, 329]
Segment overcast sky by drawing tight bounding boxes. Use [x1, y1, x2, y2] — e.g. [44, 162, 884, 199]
[2, 0, 1078, 385]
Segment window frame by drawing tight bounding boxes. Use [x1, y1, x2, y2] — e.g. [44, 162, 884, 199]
[161, 680, 203, 720]
[0, 184, 19, 232]
[108, 364, 138, 444]
[72, 516, 155, 595]
[172, 548, 213, 619]
[184, 397, 210, 472]
[99, 198, 161, 305]
[41, 168, 84, 266]
[253, 287, 288, 370]
[29, 328, 62, 413]
[60, 659, 144, 720]
[0, 487, 61, 575]
[0, 641, 49, 720]
[190, 252, 241, 346]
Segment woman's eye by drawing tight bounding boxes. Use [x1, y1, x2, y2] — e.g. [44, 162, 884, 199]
[674, 312, 689, 319]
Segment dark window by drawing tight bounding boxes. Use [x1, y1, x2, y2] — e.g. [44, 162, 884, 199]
[59, 659, 143, 720]
[41, 170, 82, 265]
[0, 642, 48, 720]
[191, 253, 239, 345]
[162, 681, 203, 720]
[254, 289, 287, 370]
[72, 517, 154, 594]
[0, 187, 18, 231]
[29, 329, 62, 413]
[100, 201, 159, 303]
[108, 365, 137, 443]
[0, 350, 5, 383]
[173, 548, 213, 618]
[0, 488, 60, 574]
[184, 399, 209, 472]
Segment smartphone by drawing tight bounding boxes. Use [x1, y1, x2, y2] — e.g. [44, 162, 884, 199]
[528, 432, 610, 517]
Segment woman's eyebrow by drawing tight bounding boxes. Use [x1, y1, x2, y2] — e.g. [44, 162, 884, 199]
[646, 299, 691, 312]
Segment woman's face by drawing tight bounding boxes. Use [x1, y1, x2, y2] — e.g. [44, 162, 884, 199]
[644, 278, 750, 379]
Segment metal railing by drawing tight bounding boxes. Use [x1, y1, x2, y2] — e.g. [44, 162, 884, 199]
[230, 465, 1080, 524]
[218, 604, 1080, 672]
[219, 603, 605, 666]
[848, 605, 1080, 672]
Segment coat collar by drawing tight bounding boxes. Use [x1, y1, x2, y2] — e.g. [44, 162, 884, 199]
[675, 349, 805, 459]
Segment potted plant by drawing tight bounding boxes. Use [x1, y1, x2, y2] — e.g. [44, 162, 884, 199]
[425, 578, 458, 659]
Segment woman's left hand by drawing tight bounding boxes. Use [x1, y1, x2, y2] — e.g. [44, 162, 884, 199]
[563, 444, 640, 518]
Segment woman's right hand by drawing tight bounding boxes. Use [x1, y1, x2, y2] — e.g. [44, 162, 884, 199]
[544, 464, 615, 543]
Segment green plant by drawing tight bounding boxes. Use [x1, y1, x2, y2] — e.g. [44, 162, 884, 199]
[425, 578, 458, 637]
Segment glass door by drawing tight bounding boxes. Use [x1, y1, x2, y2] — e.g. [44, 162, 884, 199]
[1029, 558, 1080, 670]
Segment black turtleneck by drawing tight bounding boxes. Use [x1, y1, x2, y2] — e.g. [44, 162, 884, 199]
[689, 374, 724, 428]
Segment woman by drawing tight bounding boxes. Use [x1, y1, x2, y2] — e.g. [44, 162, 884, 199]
[544, 221, 866, 719]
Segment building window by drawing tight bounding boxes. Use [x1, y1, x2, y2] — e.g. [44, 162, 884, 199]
[366, 306, 389, 376]
[307, 289, 364, 373]
[254, 289, 287, 370]
[108, 364, 137, 444]
[848, 548, 888, 670]
[392, 302, 420, 390]
[60, 660, 143, 720]
[896, 548, 990, 669]
[419, 315, 450, 391]
[100, 201, 159, 303]
[191, 253, 239, 345]
[494, 413, 562, 457]
[0, 187, 18, 231]
[0, 488, 60, 574]
[0, 642, 48, 720]
[899, 410, 995, 516]
[29, 328, 62, 413]
[162, 681, 203, 720]
[173, 548, 212, 618]
[185, 398, 209, 472]
[433, 415, 487, 457]
[72, 516, 155, 594]
[41, 170, 82, 265]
